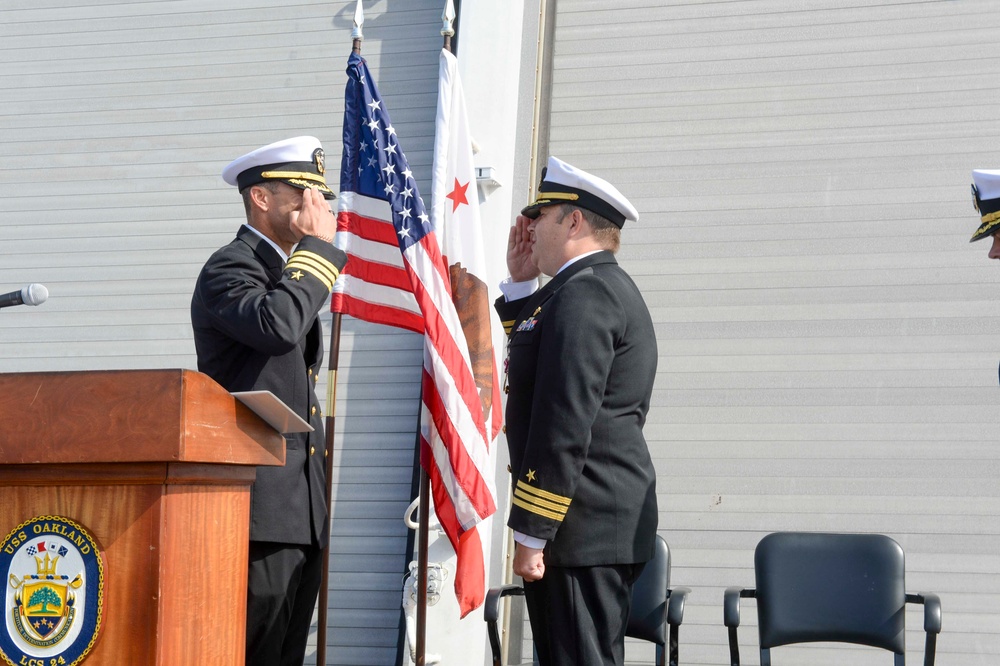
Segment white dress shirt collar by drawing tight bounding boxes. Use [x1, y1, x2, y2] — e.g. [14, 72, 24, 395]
[243, 223, 290, 263]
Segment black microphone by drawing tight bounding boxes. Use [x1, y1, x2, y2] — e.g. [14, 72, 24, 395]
[0, 284, 48, 309]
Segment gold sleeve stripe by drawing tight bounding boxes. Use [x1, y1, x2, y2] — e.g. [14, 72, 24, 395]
[516, 480, 572, 506]
[502, 319, 515, 334]
[286, 252, 341, 290]
[286, 258, 333, 290]
[287, 255, 338, 285]
[285, 265, 331, 290]
[291, 250, 341, 281]
[513, 487, 569, 516]
[511, 496, 565, 522]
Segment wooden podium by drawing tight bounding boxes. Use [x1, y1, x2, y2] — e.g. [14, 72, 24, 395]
[0, 369, 285, 665]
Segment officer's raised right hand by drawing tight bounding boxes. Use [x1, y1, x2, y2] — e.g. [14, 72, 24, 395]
[290, 186, 338, 243]
[507, 215, 540, 283]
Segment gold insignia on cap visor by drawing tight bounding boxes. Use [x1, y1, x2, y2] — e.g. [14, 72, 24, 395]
[313, 147, 326, 175]
[972, 214, 1000, 243]
[534, 192, 580, 203]
[258, 169, 335, 197]
[259, 170, 328, 185]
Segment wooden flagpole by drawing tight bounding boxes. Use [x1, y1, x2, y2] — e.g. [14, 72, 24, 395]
[317, 7, 365, 666]
[317, 311, 340, 666]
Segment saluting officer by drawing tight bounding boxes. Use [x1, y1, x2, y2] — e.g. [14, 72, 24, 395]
[191, 136, 347, 666]
[495, 156, 659, 666]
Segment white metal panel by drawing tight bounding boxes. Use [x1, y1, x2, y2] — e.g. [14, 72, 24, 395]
[545, 1, 1000, 664]
[0, 2, 442, 664]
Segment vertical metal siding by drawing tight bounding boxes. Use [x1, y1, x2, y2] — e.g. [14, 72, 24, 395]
[546, 1, 1000, 664]
[0, 2, 439, 664]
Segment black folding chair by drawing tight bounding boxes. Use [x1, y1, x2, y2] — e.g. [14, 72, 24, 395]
[724, 532, 942, 666]
[485, 534, 690, 666]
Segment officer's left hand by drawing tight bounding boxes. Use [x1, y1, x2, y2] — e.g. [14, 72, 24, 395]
[513, 543, 545, 581]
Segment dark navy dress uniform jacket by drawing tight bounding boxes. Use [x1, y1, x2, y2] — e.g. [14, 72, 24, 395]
[494, 250, 659, 567]
[191, 225, 344, 547]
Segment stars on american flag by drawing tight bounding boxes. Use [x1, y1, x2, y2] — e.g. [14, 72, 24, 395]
[349, 78, 431, 252]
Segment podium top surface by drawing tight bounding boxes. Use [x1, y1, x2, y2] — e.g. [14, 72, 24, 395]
[0, 369, 284, 466]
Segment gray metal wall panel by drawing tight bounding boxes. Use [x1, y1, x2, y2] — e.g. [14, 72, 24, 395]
[0, 2, 439, 664]
[544, 1, 1000, 664]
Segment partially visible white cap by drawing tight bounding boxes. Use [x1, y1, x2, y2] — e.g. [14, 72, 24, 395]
[972, 169, 1000, 202]
[970, 169, 1000, 242]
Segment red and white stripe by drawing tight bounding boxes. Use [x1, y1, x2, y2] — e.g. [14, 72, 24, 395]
[332, 192, 423, 334]
[333, 189, 496, 549]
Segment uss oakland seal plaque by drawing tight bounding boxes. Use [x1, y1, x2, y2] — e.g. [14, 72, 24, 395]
[0, 516, 104, 666]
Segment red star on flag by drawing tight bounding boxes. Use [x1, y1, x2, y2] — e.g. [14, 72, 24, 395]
[445, 178, 470, 213]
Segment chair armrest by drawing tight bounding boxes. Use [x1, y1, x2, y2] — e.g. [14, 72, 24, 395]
[666, 586, 690, 626]
[485, 585, 526, 666]
[907, 592, 942, 666]
[485, 584, 524, 623]
[724, 587, 748, 627]
[724, 587, 753, 666]
[922, 593, 942, 634]
[906, 592, 942, 634]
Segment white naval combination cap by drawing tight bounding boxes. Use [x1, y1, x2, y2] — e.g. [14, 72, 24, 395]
[222, 136, 335, 200]
[970, 169, 1000, 242]
[521, 156, 639, 228]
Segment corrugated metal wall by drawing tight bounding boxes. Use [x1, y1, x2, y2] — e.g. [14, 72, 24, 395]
[7, 0, 1000, 664]
[545, 0, 1000, 664]
[0, 2, 440, 664]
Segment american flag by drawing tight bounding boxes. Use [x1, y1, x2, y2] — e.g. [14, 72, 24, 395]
[332, 52, 497, 615]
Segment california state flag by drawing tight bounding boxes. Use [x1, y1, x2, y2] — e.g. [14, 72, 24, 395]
[430, 47, 503, 618]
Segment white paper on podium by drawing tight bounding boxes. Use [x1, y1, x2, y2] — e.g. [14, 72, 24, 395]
[231, 391, 314, 434]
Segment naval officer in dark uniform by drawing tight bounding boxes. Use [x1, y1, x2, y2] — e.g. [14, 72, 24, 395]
[495, 156, 659, 666]
[191, 136, 347, 666]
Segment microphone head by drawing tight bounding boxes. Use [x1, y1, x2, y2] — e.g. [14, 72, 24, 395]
[21, 283, 48, 306]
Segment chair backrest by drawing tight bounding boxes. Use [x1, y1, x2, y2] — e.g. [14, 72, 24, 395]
[626, 534, 671, 645]
[755, 532, 907, 654]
